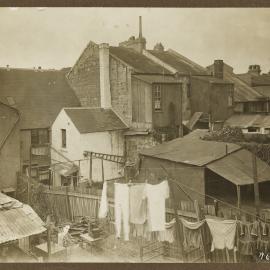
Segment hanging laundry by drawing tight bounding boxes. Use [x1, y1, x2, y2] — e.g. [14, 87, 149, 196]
[129, 184, 147, 224]
[181, 218, 205, 251]
[237, 221, 259, 256]
[114, 183, 130, 241]
[257, 222, 270, 253]
[143, 180, 169, 232]
[158, 218, 176, 243]
[98, 180, 108, 219]
[206, 218, 237, 251]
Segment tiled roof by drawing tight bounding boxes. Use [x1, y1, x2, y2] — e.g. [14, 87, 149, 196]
[140, 135, 241, 166]
[148, 50, 208, 75]
[109, 47, 171, 74]
[0, 103, 19, 150]
[0, 68, 81, 129]
[132, 74, 179, 84]
[0, 192, 46, 244]
[64, 107, 128, 134]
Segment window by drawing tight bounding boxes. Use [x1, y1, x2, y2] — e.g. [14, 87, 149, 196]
[247, 127, 260, 133]
[61, 129, 66, 148]
[153, 85, 162, 112]
[31, 129, 49, 145]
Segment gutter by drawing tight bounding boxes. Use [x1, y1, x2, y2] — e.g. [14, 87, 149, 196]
[0, 102, 20, 152]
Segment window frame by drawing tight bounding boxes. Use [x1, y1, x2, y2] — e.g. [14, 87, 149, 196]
[61, 129, 67, 148]
[153, 84, 163, 112]
[31, 129, 49, 145]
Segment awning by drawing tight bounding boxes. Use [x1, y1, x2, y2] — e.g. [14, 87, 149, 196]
[51, 163, 78, 177]
[206, 149, 270, 186]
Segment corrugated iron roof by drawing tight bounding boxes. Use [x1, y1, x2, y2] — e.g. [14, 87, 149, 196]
[207, 149, 270, 185]
[64, 107, 128, 134]
[0, 193, 46, 244]
[148, 50, 208, 75]
[110, 47, 171, 75]
[0, 68, 81, 129]
[132, 74, 179, 84]
[140, 136, 241, 166]
[225, 114, 270, 128]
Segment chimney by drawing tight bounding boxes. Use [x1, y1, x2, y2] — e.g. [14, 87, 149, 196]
[248, 65, 261, 76]
[6, 65, 10, 71]
[139, 16, 142, 38]
[99, 43, 111, 108]
[213, 60, 224, 79]
[153, 42, 164, 52]
[119, 16, 146, 53]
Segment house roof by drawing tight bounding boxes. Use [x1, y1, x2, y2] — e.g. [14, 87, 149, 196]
[140, 136, 241, 166]
[254, 86, 270, 98]
[225, 114, 270, 128]
[0, 103, 20, 150]
[206, 63, 263, 102]
[0, 192, 46, 244]
[64, 107, 128, 134]
[132, 74, 179, 84]
[148, 50, 208, 75]
[207, 149, 270, 185]
[192, 75, 232, 84]
[109, 47, 171, 75]
[0, 68, 81, 130]
[237, 73, 270, 87]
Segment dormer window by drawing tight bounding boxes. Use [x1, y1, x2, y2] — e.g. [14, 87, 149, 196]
[153, 85, 162, 112]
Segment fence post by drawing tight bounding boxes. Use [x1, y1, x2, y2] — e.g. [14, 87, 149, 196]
[65, 186, 72, 221]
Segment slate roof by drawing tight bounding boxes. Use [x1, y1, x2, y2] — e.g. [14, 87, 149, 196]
[192, 75, 232, 84]
[0, 103, 20, 150]
[64, 107, 128, 134]
[0, 192, 46, 244]
[132, 74, 179, 84]
[254, 86, 270, 98]
[0, 68, 81, 130]
[225, 114, 270, 128]
[109, 47, 171, 74]
[140, 135, 241, 166]
[237, 73, 270, 87]
[148, 50, 208, 75]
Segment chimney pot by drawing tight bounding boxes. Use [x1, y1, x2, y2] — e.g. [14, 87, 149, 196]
[153, 42, 164, 52]
[213, 60, 224, 79]
[248, 64, 261, 76]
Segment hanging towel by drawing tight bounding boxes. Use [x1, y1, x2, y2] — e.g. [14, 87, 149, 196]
[143, 180, 170, 232]
[98, 181, 108, 219]
[158, 218, 176, 243]
[129, 184, 147, 224]
[114, 183, 130, 241]
[181, 218, 205, 230]
[206, 218, 237, 251]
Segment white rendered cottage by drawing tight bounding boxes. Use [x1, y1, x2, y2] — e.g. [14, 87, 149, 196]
[51, 107, 127, 187]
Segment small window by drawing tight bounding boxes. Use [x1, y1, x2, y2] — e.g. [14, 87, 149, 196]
[228, 95, 233, 107]
[153, 85, 162, 112]
[61, 129, 67, 148]
[31, 129, 49, 145]
[247, 127, 259, 133]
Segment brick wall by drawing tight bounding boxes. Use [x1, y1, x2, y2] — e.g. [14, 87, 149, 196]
[110, 56, 132, 125]
[67, 42, 101, 107]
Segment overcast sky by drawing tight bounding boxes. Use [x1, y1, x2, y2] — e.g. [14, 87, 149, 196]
[0, 8, 269, 73]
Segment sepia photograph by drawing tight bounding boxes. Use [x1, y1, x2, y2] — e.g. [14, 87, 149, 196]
[0, 6, 270, 266]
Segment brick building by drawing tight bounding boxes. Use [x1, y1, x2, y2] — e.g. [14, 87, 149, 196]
[67, 17, 235, 162]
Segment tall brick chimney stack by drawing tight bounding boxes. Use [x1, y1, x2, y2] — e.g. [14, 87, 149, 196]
[213, 60, 224, 79]
[99, 43, 111, 108]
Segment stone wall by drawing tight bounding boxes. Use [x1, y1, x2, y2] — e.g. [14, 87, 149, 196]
[67, 41, 101, 107]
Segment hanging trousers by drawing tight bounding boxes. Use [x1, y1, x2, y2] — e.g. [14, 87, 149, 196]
[114, 183, 130, 241]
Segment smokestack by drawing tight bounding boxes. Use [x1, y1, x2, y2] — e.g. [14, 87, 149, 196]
[139, 16, 142, 38]
[213, 60, 224, 79]
[99, 43, 111, 108]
